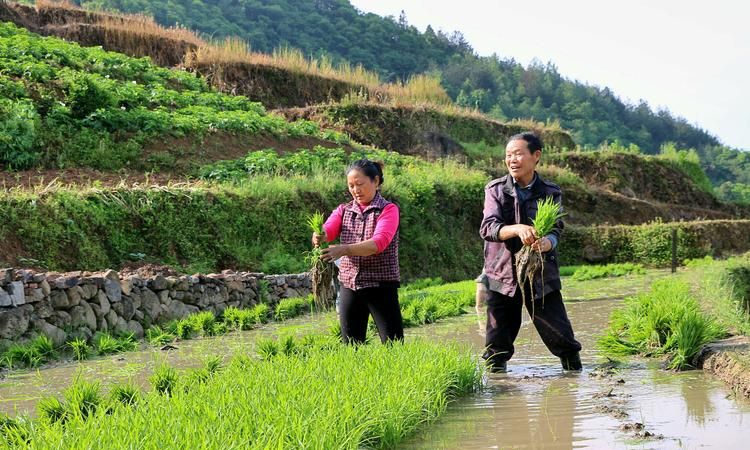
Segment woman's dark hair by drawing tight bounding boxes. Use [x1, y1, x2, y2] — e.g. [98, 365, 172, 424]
[508, 132, 543, 152]
[346, 159, 384, 186]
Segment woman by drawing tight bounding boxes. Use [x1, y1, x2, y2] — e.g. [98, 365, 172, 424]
[312, 159, 403, 344]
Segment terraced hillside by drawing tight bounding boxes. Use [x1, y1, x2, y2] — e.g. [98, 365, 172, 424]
[1, 8, 749, 279]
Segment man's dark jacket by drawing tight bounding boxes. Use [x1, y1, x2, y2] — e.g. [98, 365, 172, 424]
[479, 172, 563, 299]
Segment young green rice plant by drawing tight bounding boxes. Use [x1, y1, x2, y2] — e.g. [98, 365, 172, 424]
[2, 343, 40, 369]
[145, 325, 176, 346]
[280, 335, 299, 356]
[274, 296, 312, 321]
[256, 338, 279, 360]
[249, 303, 271, 324]
[63, 378, 103, 420]
[572, 263, 646, 281]
[109, 383, 140, 407]
[0, 414, 31, 447]
[67, 338, 91, 361]
[191, 311, 219, 336]
[12, 340, 482, 449]
[306, 211, 336, 310]
[174, 318, 198, 339]
[599, 278, 727, 369]
[92, 332, 120, 356]
[37, 396, 68, 425]
[115, 332, 138, 352]
[150, 364, 179, 396]
[515, 196, 564, 307]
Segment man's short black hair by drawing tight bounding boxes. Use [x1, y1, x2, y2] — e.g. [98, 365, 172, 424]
[508, 132, 543, 152]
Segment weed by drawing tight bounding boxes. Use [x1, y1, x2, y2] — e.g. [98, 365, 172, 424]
[150, 364, 179, 396]
[67, 338, 91, 361]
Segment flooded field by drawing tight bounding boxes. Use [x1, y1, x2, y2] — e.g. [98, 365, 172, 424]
[402, 297, 750, 449]
[2, 271, 748, 449]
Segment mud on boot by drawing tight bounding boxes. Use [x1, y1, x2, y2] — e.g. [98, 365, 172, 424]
[560, 352, 582, 371]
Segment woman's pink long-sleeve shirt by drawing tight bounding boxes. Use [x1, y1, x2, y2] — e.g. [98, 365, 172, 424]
[322, 202, 399, 253]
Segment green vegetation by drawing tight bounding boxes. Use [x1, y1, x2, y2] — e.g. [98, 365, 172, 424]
[400, 281, 474, 327]
[3, 339, 481, 449]
[688, 254, 750, 336]
[81, 0, 750, 191]
[0, 146, 488, 279]
[571, 263, 645, 281]
[599, 278, 726, 369]
[561, 220, 750, 266]
[0, 22, 341, 170]
[0, 335, 55, 369]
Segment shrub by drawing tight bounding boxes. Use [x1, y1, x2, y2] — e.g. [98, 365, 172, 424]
[0, 98, 40, 168]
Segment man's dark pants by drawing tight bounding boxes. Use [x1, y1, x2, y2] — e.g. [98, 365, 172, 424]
[483, 286, 581, 365]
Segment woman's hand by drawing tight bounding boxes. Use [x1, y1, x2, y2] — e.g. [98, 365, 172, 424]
[321, 244, 348, 262]
[530, 237, 552, 253]
[312, 231, 327, 248]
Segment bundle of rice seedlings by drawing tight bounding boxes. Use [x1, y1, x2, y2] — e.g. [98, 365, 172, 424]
[515, 197, 564, 306]
[305, 212, 336, 310]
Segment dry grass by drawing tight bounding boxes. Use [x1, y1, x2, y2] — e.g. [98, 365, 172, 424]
[34, 0, 205, 47]
[508, 117, 563, 131]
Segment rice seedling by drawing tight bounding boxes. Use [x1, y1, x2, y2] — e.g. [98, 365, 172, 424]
[67, 338, 91, 361]
[174, 318, 198, 339]
[515, 196, 564, 306]
[92, 332, 120, 355]
[63, 378, 103, 420]
[0, 414, 30, 447]
[256, 338, 279, 360]
[306, 211, 336, 310]
[150, 364, 179, 396]
[274, 296, 312, 321]
[145, 325, 175, 346]
[109, 383, 140, 407]
[12, 340, 482, 449]
[37, 396, 67, 425]
[279, 335, 298, 356]
[1, 335, 56, 368]
[598, 278, 727, 369]
[571, 263, 645, 281]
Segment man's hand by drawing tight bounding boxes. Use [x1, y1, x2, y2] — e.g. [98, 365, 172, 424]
[515, 224, 538, 246]
[530, 237, 553, 253]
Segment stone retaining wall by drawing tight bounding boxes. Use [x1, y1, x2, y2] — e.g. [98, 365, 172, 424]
[0, 268, 311, 347]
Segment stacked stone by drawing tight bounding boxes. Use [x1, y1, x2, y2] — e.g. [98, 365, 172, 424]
[262, 273, 313, 303]
[0, 268, 312, 347]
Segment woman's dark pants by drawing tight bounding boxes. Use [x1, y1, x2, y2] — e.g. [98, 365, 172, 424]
[339, 286, 404, 344]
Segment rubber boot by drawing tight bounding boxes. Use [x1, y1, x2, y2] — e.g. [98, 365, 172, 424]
[560, 352, 582, 371]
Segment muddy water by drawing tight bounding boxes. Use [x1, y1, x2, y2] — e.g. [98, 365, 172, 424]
[400, 298, 750, 449]
[0, 313, 332, 417]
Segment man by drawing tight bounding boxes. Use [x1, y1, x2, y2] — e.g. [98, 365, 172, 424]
[479, 132, 581, 372]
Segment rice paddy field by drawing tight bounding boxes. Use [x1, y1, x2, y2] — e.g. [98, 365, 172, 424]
[2, 260, 750, 449]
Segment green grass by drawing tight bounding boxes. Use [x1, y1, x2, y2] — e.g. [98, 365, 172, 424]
[7, 339, 481, 449]
[0, 335, 56, 369]
[571, 263, 645, 281]
[598, 278, 727, 369]
[688, 254, 750, 336]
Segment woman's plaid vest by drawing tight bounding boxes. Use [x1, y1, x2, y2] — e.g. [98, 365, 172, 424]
[338, 192, 400, 290]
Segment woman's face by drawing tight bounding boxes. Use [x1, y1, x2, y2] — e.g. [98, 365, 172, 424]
[347, 169, 379, 204]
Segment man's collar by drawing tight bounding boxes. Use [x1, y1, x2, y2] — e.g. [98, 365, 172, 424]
[512, 172, 538, 190]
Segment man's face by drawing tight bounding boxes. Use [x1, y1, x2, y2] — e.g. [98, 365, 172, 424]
[505, 139, 541, 183]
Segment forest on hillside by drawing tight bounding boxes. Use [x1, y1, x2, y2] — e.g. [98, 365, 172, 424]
[65, 0, 748, 203]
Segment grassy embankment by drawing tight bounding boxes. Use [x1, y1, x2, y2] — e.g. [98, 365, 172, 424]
[0, 338, 482, 449]
[1, 279, 475, 369]
[3, 21, 750, 279]
[598, 255, 750, 370]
